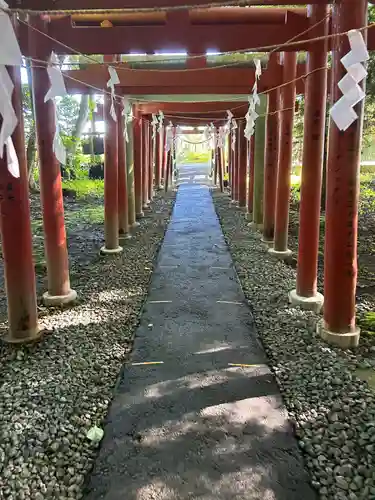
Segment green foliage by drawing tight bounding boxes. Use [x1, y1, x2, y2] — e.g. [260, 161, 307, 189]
[180, 151, 211, 163]
[62, 179, 104, 199]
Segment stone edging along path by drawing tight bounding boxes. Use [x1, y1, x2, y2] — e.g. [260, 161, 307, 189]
[212, 191, 375, 500]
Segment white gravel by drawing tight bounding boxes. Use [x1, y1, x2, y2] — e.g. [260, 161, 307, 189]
[213, 191, 375, 500]
[0, 193, 175, 500]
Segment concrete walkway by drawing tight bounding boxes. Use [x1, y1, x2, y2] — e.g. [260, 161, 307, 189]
[85, 164, 316, 500]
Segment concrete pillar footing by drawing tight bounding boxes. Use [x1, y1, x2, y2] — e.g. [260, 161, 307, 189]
[120, 233, 132, 240]
[100, 246, 123, 256]
[268, 247, 292, 259]
[230, 200, 238, 205]
[43, 289, 78, 307]
[2, 325, 43, 344]
[136, 211, 145, 219]
[261, 237, 274, 247]
[317, 319, 360, 349]
[131, 221, 140, 228]
[289, 289, 324, 313]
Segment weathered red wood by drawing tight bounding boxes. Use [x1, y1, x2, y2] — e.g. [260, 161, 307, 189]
[231, 136, 238, 202]
[103, 80, 121, 251]
[20, 16, 316, 55]
[321, 0, 367, 343]
[218, 146, 224, 193]
[237, 120, 247, 208]
[262, 53, 280, 242]
[148, 121, 154, 201]
[0, 63, 40, 342]
[296, 4, 329, 300]
[142, 119, 150, 207]
[117, 99, 130, 236]
[155, 126, 162, 189]
[9, 0, 329, 9]
[29, 16, 76, 303]
[62, 64, 309, 96]
[247, 135, 255, 214]
[272, 51, 297, 254]
[133, 109, 144, 217]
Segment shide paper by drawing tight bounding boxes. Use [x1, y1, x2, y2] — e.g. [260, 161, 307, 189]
[330, 30, 368, 131]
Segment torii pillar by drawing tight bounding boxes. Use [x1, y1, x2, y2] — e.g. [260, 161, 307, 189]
[269, 52, 297, 259]
[142, 120, 150, 209]
[101, 83, 122, 255]
[148, 121, 154, 202]
[231, 129, 238, 203]
[133, 108, 144, 218]
[262, 53, 281, 243]
[155, 126, 163, 190]
[317, 0, 367, 348]
[237, 121, 247, 208]
[289, 4, 329, 312]
[117, 99, 130, 238]
[0, 63, 40, 342]
[247, 135, 255, 216]
[252, 94, 268, 229]
[29, 16, 77, 306]
[126, 109, 137, 227]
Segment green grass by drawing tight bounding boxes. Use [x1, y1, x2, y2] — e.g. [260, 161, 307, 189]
[62, 179, 104, 199]
[179, 151, 211, 164]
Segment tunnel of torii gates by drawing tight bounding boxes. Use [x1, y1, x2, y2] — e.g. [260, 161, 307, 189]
[0, 0, 371, 350]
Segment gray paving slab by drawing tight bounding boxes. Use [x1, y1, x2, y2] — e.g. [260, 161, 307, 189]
[84, 164, 316, 500]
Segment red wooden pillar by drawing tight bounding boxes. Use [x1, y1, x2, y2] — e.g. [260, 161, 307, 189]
[29, 17, 77, 305]
[263, 54, 281, 243]
[227, 133, 232, 196]
[117, 99, 130, 238]
[155, 126, 162, 190]
[162, 127, 167, 184]
[269, 52, 297, 259]
[237, 121, 247, 208]
[247, 135, 255, 216]
[102, 81, 122, 254]
[133, 108, 144, 218]
[148, 121, 154, 201]
[142, 120, 150, 208]
[217, 146, 224, 192]
[0, 64, 40, 343]
[317, 0, 367, 348]
[290, 4, 329, 312]
[231, 130, 238, 203]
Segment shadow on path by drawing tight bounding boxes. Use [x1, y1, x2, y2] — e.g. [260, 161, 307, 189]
[84, 164, 316, 500]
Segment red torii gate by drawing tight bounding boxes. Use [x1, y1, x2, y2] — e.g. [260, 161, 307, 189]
[0, 0, 369, 351]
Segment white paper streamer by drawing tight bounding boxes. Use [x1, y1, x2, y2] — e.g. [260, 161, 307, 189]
[0, 1, 22, 66]
[44, 52, 67, 102]
[6, 137, 19, 177]
[330, 30, 367, 131]
[151, 113, 158, 140]
[107, 66, 120, 122]
[122, 97, 133, 143]
[157, 111, 164, 133]
[53, 108, 66, 165]
[0, 65, 17, 161]
[231, 119, 238, 151]
[165, 122, 174, 152]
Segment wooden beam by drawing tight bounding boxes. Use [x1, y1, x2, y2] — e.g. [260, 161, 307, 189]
[7, 0, 331, 10]
[62, 62, 312, 95]
[20, 13, 315, 55]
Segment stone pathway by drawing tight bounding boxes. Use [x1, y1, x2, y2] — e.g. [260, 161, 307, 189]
[84, 164, 316, 500]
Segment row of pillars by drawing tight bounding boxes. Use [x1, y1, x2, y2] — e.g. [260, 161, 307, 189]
[0, 20, 172, 343]
[218, 0, 366, 349]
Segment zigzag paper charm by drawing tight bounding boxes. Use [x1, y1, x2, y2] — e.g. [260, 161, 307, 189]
[244, 58, 262, 140]
[231, 118, 238, 151]
[165, 122, 174, 152]
[157, 111, 164, 133]
[151, 113, 158, 140]
[330, 30, 369, 131]
[0, 2, 22, 177]
[122, 97, 132, 143]
[44, 52, 67, 165]
[107, 66, 120, 122]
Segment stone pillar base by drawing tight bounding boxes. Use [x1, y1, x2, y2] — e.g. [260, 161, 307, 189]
[43, 289, 77, 307]
[230, 200, 238, 205]
[136, 211, 145, 219]
[261, 237, 274, 247]
[100, 246, 123, 256]
[317, 319, 360, 349]
[131, 221, 140, 228]
[143, 203, 150, 209]
[289, 289, 324, 313]
[2, 325, 43, 344]
[248, 221, 263, 231]
[120, 233, 132, 240]
[268, 247, 292, 259]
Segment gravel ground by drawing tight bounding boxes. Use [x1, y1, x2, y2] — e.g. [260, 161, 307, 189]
[213, 191, 375, 500]
[0, 191, 175, 500]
